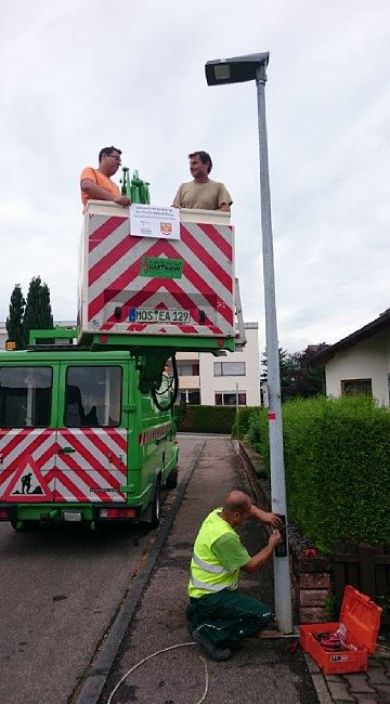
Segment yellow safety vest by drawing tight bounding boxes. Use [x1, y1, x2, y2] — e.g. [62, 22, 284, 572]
[188, 508, 240, 598]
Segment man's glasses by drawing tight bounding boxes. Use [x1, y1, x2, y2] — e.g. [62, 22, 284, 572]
[109, 154, 121, 162]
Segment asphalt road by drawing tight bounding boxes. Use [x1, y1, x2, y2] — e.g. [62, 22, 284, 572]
[0, 438, 202, 704]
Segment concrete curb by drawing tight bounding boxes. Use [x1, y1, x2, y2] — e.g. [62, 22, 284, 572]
[304, 653, 333, 704]
[71, 441, 205, 704]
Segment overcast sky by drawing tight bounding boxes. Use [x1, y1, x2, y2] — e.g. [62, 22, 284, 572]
[1, 0, 389, 352]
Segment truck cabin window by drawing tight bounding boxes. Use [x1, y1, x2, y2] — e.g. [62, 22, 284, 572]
[0, 367, 52, 428]
[65, 366, 122, 428]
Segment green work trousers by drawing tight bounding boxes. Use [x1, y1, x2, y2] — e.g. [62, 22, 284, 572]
[187, 589, 273, 647]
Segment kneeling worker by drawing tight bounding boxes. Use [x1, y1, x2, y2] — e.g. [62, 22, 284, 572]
[187, 490, 282, 661]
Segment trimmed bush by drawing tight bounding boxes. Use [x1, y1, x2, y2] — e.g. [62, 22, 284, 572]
[232, 406, 259, 439]
[174, 405, 236, 433]
[247, 408, 263, 450]
[252, 396, 390, 551]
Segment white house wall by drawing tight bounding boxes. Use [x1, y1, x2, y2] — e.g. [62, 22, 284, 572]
[325, 330, 390, 406]
[199, 325, 260, 406]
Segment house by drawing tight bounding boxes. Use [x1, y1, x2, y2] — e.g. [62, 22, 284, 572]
[313, 308, 390, 406]
[176, 322, 260, 407]
[0, 324, 6, 350]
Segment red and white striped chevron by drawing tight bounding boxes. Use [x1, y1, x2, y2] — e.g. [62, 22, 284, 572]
[0, 428, 127, 504]
[80, 211, 235, 337]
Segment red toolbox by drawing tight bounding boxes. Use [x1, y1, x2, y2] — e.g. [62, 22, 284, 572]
[300, 585, 382, 674]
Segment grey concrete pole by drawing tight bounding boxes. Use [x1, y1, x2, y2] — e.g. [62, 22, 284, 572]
[256, 64, 293, 634]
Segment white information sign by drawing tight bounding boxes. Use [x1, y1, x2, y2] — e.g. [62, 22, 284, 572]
[129, 204, 180, 239]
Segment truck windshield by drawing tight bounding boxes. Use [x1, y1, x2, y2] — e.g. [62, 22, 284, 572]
[64, 366, 122, 428]
[0, 366, 52, 428]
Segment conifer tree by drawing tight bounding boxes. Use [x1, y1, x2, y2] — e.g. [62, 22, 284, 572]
[5, 284, 25, 349]
[39, 283, 54, 329]
[23, 276, 54, 346]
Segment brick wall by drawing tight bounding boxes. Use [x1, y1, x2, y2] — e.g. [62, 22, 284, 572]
[290, 547, 332, 623]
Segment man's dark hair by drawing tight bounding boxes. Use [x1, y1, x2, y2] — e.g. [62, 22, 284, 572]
[188, 150, 213, 174]
[98, 146, 122, 162]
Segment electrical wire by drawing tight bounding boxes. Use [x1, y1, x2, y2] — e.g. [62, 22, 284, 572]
[107, 641, 208, 704]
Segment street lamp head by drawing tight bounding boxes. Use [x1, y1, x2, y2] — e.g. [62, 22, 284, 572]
[205, 52, 270, 86]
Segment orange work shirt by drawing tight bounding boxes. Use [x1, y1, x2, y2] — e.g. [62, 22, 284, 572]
[80, 167, 120, 207]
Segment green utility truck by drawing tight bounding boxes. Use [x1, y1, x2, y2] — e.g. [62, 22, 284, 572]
[0, 168, 240, 531]
[0, 330, 178, 531]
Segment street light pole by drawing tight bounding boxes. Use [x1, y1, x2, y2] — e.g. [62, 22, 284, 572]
[256, 64, 293, 634]
[205, 53, 293, 633]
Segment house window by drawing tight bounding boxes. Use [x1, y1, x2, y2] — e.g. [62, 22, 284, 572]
[214, 361, 246, 376]
[341, 378, 372, 397]
[188, 390, 200, 404]
[179, 390, 200, 405]
[177, 363, 199, 376]
[215, 391, 247, 406]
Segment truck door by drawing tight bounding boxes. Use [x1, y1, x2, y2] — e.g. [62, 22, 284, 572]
[0, 365, 56, 502]
[55, 363, 127, 503]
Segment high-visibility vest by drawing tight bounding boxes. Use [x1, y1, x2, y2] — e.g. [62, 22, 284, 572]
[188, 508, 241, 598]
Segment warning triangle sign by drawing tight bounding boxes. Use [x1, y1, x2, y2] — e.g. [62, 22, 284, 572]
[3, 455, 53, 503]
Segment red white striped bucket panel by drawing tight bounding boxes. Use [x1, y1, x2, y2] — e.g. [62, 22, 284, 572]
[84, 215, 234, 337]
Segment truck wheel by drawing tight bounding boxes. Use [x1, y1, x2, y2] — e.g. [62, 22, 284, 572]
[150, 480, 161, 528]
[10, 520, 34, 532]
[166, 468, 178, 490]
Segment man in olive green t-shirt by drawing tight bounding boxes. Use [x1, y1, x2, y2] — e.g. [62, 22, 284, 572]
[172, 151, 232, 211]
[187, 490, 282, 661]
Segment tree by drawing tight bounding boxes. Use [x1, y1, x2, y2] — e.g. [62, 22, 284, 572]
[39, 283, 54, 329]
[261, 343, 329, 402]
[289, 344, 329, 398]
[22, 276, 54, 346]
[5, 284, 26, 349]
[261, 347, 296, 400]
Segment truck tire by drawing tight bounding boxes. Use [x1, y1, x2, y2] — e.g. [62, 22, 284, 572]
[165, 468, 178, 490]
[10, 519, 34, 532]
[150, 479, 161, 528]
[141, 477, 162, 530]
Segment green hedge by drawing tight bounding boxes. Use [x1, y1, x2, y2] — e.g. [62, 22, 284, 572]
[174, 405, 236, 433]
[232, 406, 259, 439]
[236, 398, 390, 551]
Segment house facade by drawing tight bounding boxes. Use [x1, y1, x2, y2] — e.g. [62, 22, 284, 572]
[0, 325, 6, 350]
[176, 322, 261, 407]
[314, 309, 390, 406]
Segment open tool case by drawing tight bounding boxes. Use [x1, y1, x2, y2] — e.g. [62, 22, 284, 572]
[300, 585, 382, 674]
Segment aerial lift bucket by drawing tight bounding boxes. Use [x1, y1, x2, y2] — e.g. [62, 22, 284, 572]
[77, 166, 244, 399]
[78, 201, 240, 354]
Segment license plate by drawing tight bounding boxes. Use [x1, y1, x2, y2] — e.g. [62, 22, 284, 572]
[63, 511, 82, 522]
[129, 308, 190, 323]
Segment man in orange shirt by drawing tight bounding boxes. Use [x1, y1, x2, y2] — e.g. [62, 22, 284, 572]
[80, 146, 131, 209]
